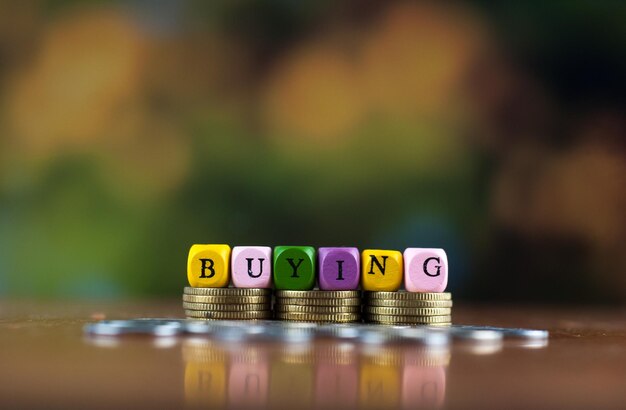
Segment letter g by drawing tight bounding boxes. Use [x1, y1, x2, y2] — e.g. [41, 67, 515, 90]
[423, 257, 441, 277]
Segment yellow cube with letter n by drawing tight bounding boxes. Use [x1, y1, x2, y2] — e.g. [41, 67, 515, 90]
[361, 249, 403, 291]
[187, 244, 231, 287]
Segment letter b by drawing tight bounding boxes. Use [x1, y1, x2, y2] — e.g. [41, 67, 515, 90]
[199, 258, 216, 278]
[187, 244, 231, 288]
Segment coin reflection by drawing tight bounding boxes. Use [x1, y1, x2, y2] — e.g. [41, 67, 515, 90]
[183, 339, 227, 408]
[314, 342, 358, 408]
[359, 351, 401, 409]
[269, 344, 314, 409]
[401, 347, 449, 409]
[226, 344, 269, 409]
[182, 338, 450, 409]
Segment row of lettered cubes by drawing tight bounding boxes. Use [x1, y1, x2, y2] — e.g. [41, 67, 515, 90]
[188, 245, 448, 292]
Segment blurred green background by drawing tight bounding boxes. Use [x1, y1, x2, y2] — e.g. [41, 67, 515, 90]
[0, 1, 624, 303]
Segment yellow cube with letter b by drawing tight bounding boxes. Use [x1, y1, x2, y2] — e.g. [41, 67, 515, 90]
[187, 244, 231, 287]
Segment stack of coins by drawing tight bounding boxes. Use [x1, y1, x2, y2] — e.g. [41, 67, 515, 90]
[274, 290, 361, 323]
[183, 287, 272, 320]
[363, 291, 452, 325]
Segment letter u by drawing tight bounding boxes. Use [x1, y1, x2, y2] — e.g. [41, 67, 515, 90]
[246, 258, 264, 278]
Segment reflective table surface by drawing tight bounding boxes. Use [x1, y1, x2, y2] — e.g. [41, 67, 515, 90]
[0, 300, 624, 409]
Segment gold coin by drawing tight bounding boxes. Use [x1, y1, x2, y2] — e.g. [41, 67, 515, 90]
[369, 323, 453, 327]
[275, 290, 360, 299]
[370, 320, 453, 327]
[184, 310, 272, 320]
[275, 312, 361, 322]
[278, 349, 315, 365]
[182, 342, 227, 364]
[362, 349, 404, 366]
[364, 314, 452, 324]
[363, 306, 452, 316]
[274, 297, 361, 306]
[362, 347, 451, 367]
[314, 344, 358, 365]
[184, 287, 271, 296]
[182, 302, 270, 311]
[366, 299, 453, 308]
[182, 294, 271, 304]
[275, 304, 361, 314]
[403, 348, 452, 367]
[364, 291, 451, 300]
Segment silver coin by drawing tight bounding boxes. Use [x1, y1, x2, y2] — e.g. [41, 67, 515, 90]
[458, 342, 504, 355]
[356, 326, 406, 345]
[395, 327, 450, 346]
[507, 339, 549, 349]
[84, 317, 547, 350]
[83, 319, 184, 336]
[267, 321, 318, 343]
[317, 324, 362, 340]
[185, 320, 273, 342]
[183, 320, 217, 335]
[452, 325, 549, 340]
[451, 329, 503, 343]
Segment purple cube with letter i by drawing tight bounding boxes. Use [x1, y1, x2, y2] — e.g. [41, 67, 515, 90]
[318, 247, 360, 290]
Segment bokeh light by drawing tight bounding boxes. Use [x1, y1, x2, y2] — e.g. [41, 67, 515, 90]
[0, 1, 623, 303]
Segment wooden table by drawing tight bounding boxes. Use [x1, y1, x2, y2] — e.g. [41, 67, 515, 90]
[0, 300, 624, 409]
